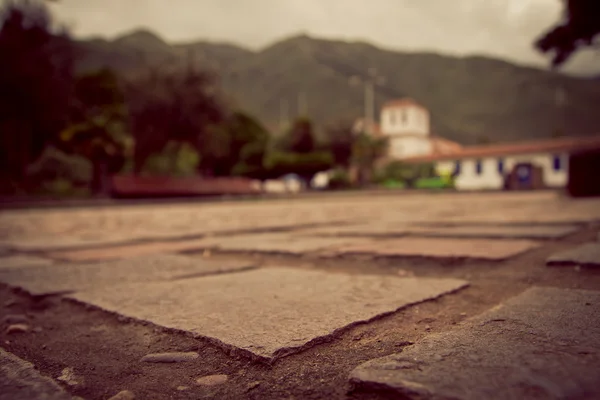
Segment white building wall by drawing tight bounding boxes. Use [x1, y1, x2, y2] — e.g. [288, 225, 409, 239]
[452, 158, 504, 190]
[389, 136, 433, 159]
[503, 153, 568, 188]
[380, 105, 429, 136]
[433, 152, 569, 191]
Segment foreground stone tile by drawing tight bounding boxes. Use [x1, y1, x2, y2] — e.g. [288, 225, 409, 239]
[69, 268, 468, 361]
[350, 287, 600, 400]
[0, 255, 54, 270]
[547, 242, 600, 267]
[48, 238, 212, 263]
[0, 347, 72, 400]
[406, 224, 581, 240]
[196, 233, 371, 255]
[333, 237, 540, 260]
[1, 234, 135, 252]
[294, 223, 408, 238]
[0, 254, 255, 295]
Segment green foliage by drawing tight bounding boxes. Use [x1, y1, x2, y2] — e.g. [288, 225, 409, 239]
[0, 0, 74, 192]
[414, 177, 451, 189]
[199, 111, 270, 177]
[27, 146, 92, 185]
[535, 0, 600, 68]
[126, 67, 225, 173]
[325, 122, 355, 167]
[327, 168, 352, 190]
[279, 117, 316, 153]
[142, 142, 199, 176]
[265, 151, 333, 182]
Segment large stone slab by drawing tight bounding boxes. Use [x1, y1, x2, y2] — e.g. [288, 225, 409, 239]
[0, 255, 54, 270]
[0, 234, 136, 252]
[294, 223, 408, 238]
[350, 287, 600, 400]
[69, 267, 468, 361]
[195, 233, 371, 255]
[406, 224, 581, 240]
[0, 254, 256, 295]
[547, 242, 600, 267]
[0, 347, 72, 400]
[332, 237, 540, 260]
[48, 238, 211, 263]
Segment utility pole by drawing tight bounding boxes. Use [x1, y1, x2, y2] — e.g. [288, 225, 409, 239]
[365, 81, 375, 135]
[363, 67, 384, 135]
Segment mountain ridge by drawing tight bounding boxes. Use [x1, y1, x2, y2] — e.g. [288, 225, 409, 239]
[75, 30, 600, 145]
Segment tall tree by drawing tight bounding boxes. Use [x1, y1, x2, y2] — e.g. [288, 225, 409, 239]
[58, 68, 130, 194]
[535, 0, 600, 68]
[125, 66, 225, 174]
[205, 111, 270, 178]
[281, 117, 316, 153]
[0, 0, 74, 192]
[352, 133, 388, 186]
[325, 122, 355, 168]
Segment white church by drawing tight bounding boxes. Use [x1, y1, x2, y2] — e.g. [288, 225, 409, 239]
[352, 97, 599, 191]
[353, 98, 462, 160]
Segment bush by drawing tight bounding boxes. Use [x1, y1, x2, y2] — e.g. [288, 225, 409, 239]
[327, 168, 352, 190]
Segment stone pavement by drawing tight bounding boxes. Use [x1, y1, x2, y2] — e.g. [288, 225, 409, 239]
[350, 287, 600, 400]
[0, 254, 256, 295]
[0, 191, 600, 399]
[547, 242, 600, 267]
[0, 348, 72, 400]
[69, 268, 468, 361]
[329, 237, 540, 260]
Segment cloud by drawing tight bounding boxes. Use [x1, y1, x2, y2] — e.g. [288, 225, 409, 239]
[48, 0, 598, 75]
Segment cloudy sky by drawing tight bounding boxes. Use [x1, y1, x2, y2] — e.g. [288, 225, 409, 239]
[49, 0, 599, 75]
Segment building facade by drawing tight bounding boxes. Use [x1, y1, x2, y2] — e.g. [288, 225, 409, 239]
[355, 98, 462, 160]
[405, 136, 600, 191]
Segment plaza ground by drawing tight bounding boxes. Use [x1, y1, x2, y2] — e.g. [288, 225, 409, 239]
[1, 191, 599, 400]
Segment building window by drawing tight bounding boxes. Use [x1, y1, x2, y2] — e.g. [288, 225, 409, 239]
[401, 110, 407, 124]
[454, 161, 461, 176]
[498, 158, 504, 174]
[553, 155, 562, 171]
[389, 112, 395, 125]
[475, 159, 483, 175]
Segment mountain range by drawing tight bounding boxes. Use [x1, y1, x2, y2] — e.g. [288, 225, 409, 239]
[74, 29, 600, 145]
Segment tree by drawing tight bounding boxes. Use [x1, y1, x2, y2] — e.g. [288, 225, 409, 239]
[535, 0, 600, 68]
[281, 117, 316, 153]
[201, 111, 270, 177]
[57, 68, 130, 194]
[352, 133, 388, 185]
[324, 122, 355, 168]
[0, 0, 74, 192]
[125, 66, 225, 174]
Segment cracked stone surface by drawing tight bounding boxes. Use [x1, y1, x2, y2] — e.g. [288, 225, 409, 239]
[47, 239, 212, 263]
[405, 224, 581, 239]
[350, 287, 600, 400]
[547, 242, 600, 267]
[332, 237, 540, 260]
[0, 347, 72, 400]
[68, 267, 468, 361]
[0, 255, 54, 270]
[195, 233, 371, 255]
[0, 254, 256, 295]
[293, 223, 409, 238]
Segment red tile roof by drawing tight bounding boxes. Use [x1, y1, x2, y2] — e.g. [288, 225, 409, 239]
[404, 135, 600, 163]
